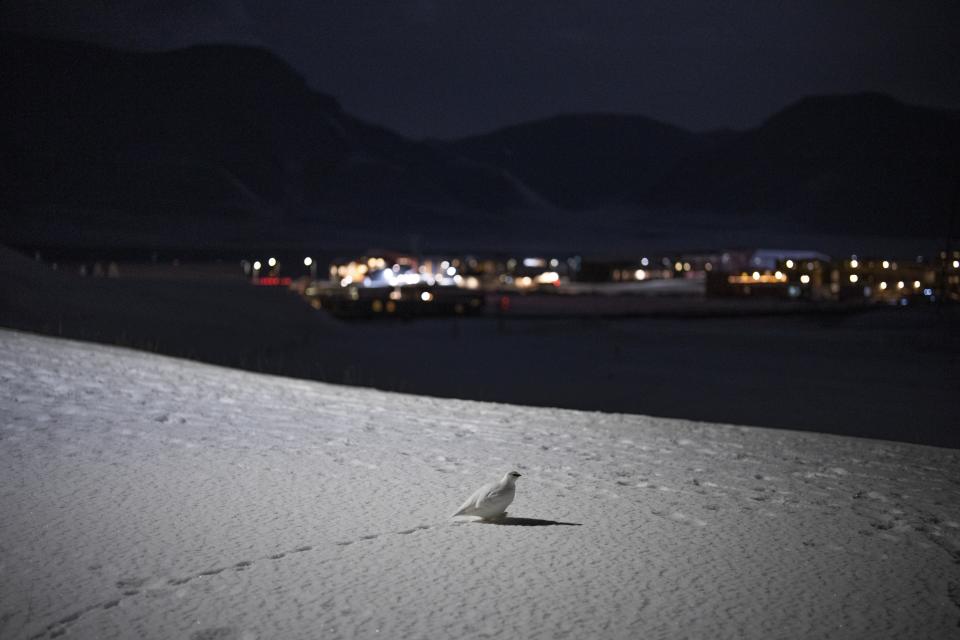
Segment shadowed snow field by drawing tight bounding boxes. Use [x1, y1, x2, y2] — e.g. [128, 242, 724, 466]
[1, 329, 959, 639]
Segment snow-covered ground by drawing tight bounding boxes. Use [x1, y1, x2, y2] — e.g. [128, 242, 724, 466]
[1, 329, 959, 639]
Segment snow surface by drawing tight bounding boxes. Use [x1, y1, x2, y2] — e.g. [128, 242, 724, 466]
[1, 328, 959, 639]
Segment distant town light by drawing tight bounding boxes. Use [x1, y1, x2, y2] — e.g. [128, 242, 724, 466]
[800, 274, 810, 284]
[850, 259, 859, 269]
[523, 258, 546, 268]
[704, 262, 712, 272]
[549, 258, 559, 268]
[268, 257, 277, 267]
[536, 271, 560, 284]
[674, 262, 683, 272]
[897, 281, 905, 289]
[882, 260, 890, 269]
[775, 270, 783, 280]
[785, 259, 794, 269]
[879, 281, 887, 290]
[640, 257, 650, 267]
[420, 291, 433, 302]
[303, 257, 313, 267]
[913, 280, 921, 289]
[849, 274, 858, 283]
[253, 261, 262, 271]
[953, 260, 960, 269]
[730, 272, 786, 284]
[635, 269, 646, 281]
[683, 262, 691, 272]
[446, 266, 457, 276]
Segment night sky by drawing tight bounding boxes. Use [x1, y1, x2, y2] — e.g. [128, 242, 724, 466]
[3, 1, 959, 138]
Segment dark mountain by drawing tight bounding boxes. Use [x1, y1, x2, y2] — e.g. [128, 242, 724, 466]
[641, 93, 960, 236]
[446, 114, 733, 208]
[448, 93, 959, 239]
[0, 33, 537, 250]
[2, 32, 955, 252]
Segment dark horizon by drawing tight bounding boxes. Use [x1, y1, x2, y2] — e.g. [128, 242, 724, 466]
[2, 1, 959, 139]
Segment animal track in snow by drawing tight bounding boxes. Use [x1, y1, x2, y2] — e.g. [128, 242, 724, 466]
[25, 522, 443, 639]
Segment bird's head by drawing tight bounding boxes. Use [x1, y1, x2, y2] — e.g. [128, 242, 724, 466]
[504, 470, 522, 482]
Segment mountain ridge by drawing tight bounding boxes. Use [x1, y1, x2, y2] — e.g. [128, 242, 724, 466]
[2, 32, 956, 251]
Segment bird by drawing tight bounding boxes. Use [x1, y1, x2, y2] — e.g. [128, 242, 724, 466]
[452, 471, 522, 520]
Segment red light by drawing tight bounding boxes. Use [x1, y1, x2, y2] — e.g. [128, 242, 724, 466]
[254, 277, 292, 286]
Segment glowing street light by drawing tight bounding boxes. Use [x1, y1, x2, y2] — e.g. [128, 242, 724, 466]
[303, 256, 317, 279]
[268, 257, 277, 268]
[800, 274, 810, 284]
[253, 260, 262, 271]
[849, 274, 859, 283]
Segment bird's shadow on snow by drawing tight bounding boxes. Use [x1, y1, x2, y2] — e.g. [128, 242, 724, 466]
[480, 517, 582, 527]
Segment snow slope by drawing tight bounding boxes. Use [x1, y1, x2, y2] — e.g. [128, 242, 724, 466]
[1, 329, 959, 639]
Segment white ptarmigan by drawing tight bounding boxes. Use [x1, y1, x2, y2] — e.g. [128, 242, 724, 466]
[452, 471, 522, 520]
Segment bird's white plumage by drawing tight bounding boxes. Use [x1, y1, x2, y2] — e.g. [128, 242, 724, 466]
[452, 471, 522, 519]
